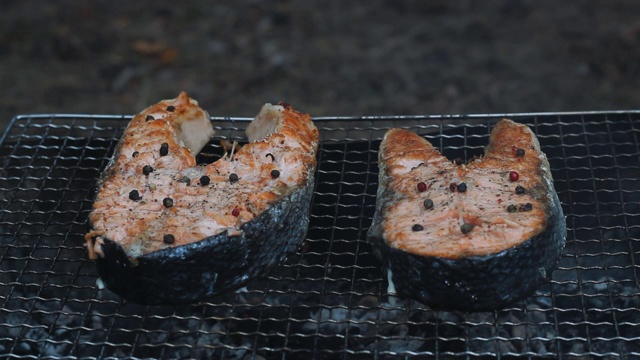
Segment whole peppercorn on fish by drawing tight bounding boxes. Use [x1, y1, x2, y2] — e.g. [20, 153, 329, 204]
[85, 92, 319, 304]
[368, 119, 566, 311]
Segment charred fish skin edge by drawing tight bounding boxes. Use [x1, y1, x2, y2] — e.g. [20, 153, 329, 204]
[95, 180, 314, 305]
[369, 188, 565, 311]
[367, 120, 567, 311]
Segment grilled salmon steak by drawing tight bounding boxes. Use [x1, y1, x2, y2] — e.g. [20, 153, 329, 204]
[368, 119, 566, 311]
[85, 92, 319, 304]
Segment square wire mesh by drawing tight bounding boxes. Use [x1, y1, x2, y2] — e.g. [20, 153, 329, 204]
[1, 111, 639, 359]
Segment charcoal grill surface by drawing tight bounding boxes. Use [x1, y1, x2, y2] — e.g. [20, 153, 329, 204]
[1, 112, 639, 359]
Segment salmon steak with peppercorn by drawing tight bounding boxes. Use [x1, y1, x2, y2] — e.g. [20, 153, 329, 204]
[85, 92, 319, 304]
[367, 119, 566, 311]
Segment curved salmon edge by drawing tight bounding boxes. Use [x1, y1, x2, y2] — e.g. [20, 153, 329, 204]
[94, 179, 314, 305]
[367, 120, 567, 311]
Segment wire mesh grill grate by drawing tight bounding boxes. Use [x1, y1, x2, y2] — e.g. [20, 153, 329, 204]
[1, 112, 640, 359]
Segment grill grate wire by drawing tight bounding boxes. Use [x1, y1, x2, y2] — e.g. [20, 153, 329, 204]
[1, 112, 640, 358]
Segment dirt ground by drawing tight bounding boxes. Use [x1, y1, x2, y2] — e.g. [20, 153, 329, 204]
[1, 1, 639, 131]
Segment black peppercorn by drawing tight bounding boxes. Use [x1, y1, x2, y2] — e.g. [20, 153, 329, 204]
[412, 224, 424, 232]
[142, 165, 154, 176]
[160, 142, 169, 156]
[515, 185, 525, 195]
[200, 175, 210, 186]
[163, 234, 175, 244]
[166, 105, 175, 112]
[229, 173, 239, 182]
[145, 115, 154, 121]
[163, 197, 173, 208]
[178, 176, 191, 185]
[507, 204, 517, 213]
[128, 190, 140, 201]
[457, 182, 467, 193]
[423, 198, 434, 210]
[516, 148, 525, 157]
[460, 223, 474, 234]
[520, 202, 533, 212]
[270, 169, 280, 179]
[132, 151, 140, 158]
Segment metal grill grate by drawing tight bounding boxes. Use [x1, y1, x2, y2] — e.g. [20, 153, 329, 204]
[1, 112, 640, 359]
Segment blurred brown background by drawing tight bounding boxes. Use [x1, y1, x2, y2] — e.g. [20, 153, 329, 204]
[1, 0, 639, 131]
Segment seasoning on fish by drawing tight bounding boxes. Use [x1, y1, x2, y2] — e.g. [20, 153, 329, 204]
[519, 202, 533, 212]
[270, 169, 280, 179]
[163, 234, 175, 244]
[423, 198, 434, 210]
[368, 118, 566, 311]
[85, 92, 319, 305]
[516, 148, 525, 157]
[509, 171, 519, 182]
[229, 173, 238, 182]
[515, 185, 525, 195]
[129, 190, 141, 201]
[160, 142, 169, 156]
[457, 182, 467, 193]
[417, 182, 427, 192]
[460, 222, 474, 234]
[142, 165, 154, 176]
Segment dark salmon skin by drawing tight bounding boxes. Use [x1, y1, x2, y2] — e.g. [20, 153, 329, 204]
[368, 119, 566, 311]
[86, 93, 318, 304]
